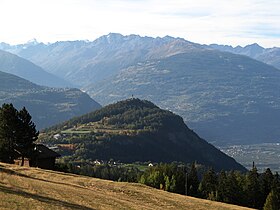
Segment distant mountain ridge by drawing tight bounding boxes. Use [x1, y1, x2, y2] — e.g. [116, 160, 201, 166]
[0, 50, 73, 88]
[41, 98, 246, 171]
[0, 33, 204, 86]
[0, 71, 101, 129]
[209, 43, 280, 70]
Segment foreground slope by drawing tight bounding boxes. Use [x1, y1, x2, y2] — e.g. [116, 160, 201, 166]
[0, 163, 252, 210]
[0, 71, 101, 129]
[41, 99, 245, 171]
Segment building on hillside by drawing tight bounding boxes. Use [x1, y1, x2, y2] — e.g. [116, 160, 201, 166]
[14, 144, 60, 170]
[30, 144, 61, 170]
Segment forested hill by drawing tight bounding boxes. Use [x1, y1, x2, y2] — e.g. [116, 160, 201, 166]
[0, 71, 101, 129]
[46, 98, 185, 131]
[41, 98, 246, 171]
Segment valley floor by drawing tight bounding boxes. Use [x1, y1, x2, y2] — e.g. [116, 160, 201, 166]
[220, 143, 280, 172]
[0, 163, 252, 210]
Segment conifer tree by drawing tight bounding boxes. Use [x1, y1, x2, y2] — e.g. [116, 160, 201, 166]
[0, 104, 38, 164]
[17, 107, 39, 166]
[199, 168, 218, 199]
[260, 168, 274, 207]
[263, 189, 280, 210]
[0, 104, 20, 163]
[187, 162, 199, 197]
[216, 170, 227, 202]
[245, 162, 262, 209]
[226, 171, 244, 205]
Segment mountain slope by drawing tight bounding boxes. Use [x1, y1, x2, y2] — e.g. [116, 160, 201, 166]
[0, 50, 72, 88]
[210, 43, 280, 70]
[41, 99, 245, 171]
[0, 163, 252, 210]
[86, 50, 280, 145]
[0, 71, 101, 129]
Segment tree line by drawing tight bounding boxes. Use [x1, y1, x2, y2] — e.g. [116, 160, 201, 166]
[0, 103, 39, 165]
[57, 161, 280, 210]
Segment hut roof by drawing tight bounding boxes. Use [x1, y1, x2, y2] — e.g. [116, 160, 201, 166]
[35, 144, 61, 159]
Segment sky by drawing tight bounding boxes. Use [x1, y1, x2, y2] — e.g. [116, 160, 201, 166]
[0, 0, 279, 47]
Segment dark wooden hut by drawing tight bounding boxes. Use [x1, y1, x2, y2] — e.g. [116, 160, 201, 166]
[30, 144, 61, 170]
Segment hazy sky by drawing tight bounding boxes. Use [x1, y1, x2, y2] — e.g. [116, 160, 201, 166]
[0, 0, 279, 47]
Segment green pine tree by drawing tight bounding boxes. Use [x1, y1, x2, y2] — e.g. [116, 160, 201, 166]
[199, 168, 218, 199]
[216, 170, 227, 202]
[0, 104, 20, 163]
[0, 104, 39, 164]
[170, 175, 177, 192]
[17, 107, 39, 166]
[260, 168, 274, 207]
[263, 189, 280, 210]
[187, 162, 199, 197]
[164, 175, 170, 191]
[226, 171, 244, 205]
[245, 162, 262, 209]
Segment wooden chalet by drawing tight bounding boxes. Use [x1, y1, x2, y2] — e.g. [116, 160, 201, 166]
[14, 144, 60, 170]
[31, 144, 61, 170]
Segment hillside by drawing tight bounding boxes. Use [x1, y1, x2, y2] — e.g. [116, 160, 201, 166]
[40, 99, 245, 171]
[0, 49, 72, 88]
[0, 163, 252, 210]
[0, 71, 101, 129]
[210, 43, 280, 70]
[86, 50, 280, 145]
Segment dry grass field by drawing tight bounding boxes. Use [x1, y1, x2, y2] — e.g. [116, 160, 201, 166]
[0, 162, 253, 210]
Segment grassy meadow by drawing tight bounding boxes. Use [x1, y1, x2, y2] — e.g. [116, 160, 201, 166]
[0, 162, 254, 210]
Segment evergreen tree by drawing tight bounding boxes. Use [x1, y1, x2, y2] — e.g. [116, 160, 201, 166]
[245, 162, 262, 209]
[227, 171, 245, 205]
[164, 175, 170, 191]
[216, 170, 227, 202]
[170, 175, 177, 192]
[0, 104, 38, 164]
[260, 168, 274, 207]
[263, 189, 280, 210]
[199, 168, 218, 199]
[0, 104, 20, 163]
[187, 162, 199, 196]
[16, 107, 39, 166]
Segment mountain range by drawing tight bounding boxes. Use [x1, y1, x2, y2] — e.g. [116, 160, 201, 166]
[0, 34, 203, 87]
[1, 33, 280, 145]
[0, 70, 101, 129]
[209, 43, 280, 70]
